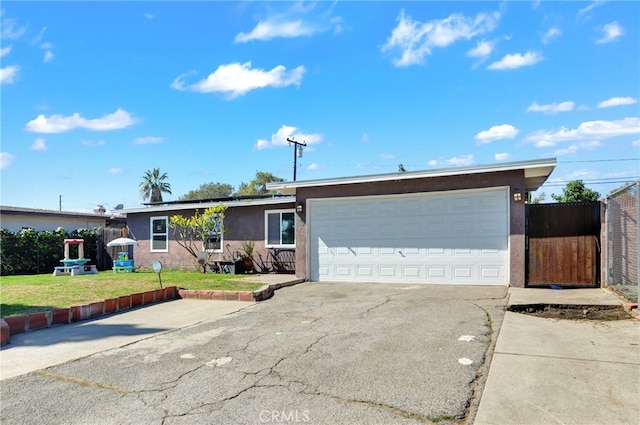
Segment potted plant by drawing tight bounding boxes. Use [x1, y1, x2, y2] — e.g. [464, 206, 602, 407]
[240, 240, 255, 273]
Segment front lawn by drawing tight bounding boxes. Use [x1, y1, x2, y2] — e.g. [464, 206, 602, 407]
[0, 271, 263, 318]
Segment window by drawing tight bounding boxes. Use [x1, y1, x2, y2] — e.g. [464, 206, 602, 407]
[265, 210, 295, 247]
[205, 218, 223, 252]
[150, 216, 168, 252]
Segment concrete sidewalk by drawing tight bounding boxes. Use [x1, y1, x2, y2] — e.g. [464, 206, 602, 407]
[474, 288, 640, 425]
[0, 299, 254, 381]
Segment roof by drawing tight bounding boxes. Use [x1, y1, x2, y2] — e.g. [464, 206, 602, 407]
[267, 158, 557, 194]
[0, 206, 124, 221]
[123, 195, 296, 214]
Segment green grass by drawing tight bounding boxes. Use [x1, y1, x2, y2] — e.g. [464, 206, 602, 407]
[0, 270, 264, 318]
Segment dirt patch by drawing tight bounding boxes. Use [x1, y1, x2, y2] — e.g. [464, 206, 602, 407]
[508, 304, 633, 321]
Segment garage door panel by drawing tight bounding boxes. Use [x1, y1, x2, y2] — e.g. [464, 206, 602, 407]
[310, 188, 508, 285]
[453, 266, 473, 279]
[480, 266, 501, 279]
[426, 266, 447, 279]
[378, 265, 398, 277]
[402, 266, 421, 278]
[356, 265, 374, 277]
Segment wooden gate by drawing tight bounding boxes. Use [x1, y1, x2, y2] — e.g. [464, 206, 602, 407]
[96, 227, 128, 270]
[526, 202, 601, 287]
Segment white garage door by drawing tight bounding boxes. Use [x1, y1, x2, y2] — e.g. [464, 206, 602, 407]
[309, 188, 509, 285]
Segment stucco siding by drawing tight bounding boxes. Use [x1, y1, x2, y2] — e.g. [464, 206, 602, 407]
[126, 202, 295, 271]
[296, 170, 527, 287]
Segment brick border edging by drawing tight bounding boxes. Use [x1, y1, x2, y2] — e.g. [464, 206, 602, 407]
[1, 286, 179, 346]
[177, 278, 305, 302]
[0, 279, 305, 346]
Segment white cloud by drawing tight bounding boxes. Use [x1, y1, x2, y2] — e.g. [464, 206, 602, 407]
[542, 27, 562, 44]
[43, 50, 54, 62]
[524, 117, 640, 147]
[598, 97, 637, 108]
[0, 152, 16, 170]
[171, 62, 306, 99]
[581, 140, 602, 149]
[81, 139, 107, 147]
[446, 155, 474, 166]
[632, 139, 640, 147]
[25, 108, 137, 133]
[553, 145, 580, 156]
[474, 124, 519, 144]
[107, 168, 122, 175]
[234, 3, 340, 43]
[467, 39, 495, 58]
[494, 153, 511, 161]
[235, 20, 317, 43]
[255, 125, 322, 150]
[0, 46, 11, 57]
[1, 13, 26, 39]
[578, 1, 602, 17]
[134, 136, 165, 145]
[307, 163, 323, 171]
[428, 155, 475, 167]
[0, 65, 20, 84]
[487, 51, 543, 70]
[568, 169, 593, 179]
[597, 22, 624, 44]
[30, 138, 47, 151]
[144, 13, 153, 20]
[380, 153, 395, 159]
[361, 133, 370, 143]
[526, 101, 575, 114]
[381, 9, 500, 67]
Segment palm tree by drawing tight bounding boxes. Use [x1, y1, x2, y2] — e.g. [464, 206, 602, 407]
[139, 168, 172, 203]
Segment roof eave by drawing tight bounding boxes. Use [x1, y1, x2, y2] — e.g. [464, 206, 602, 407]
[122, 196, 296, 215]
[268, 158, 557, 194]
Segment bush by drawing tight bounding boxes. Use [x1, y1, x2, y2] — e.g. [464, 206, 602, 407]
[0, 228, 98, 276]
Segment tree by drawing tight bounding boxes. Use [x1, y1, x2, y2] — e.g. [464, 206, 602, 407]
[608, 181, 638, 197]
[236, 171, 285, 196]
[529, 192, 546, 204]
[551, 180, 600, 203]
[169, 205, 227, 272]
[140, 168, 172, 203]
[180, 182, 233, 201]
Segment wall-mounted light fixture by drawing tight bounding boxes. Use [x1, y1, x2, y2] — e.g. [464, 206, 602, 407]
[296, 202, 304, 213]
[512, 189, 522, 202]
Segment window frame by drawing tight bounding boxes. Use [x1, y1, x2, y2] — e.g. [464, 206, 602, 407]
[203, 216, 224, 253]
[264, 209, 296, 248]
[150, 216, 169, 252]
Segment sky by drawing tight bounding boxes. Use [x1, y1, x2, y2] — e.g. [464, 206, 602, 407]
[1, 1, 639, 213]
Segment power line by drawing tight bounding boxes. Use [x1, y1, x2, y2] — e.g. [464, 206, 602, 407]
[541, 177, 640, 187]
[558, 158, 639, 163]
[311, 158, 640, 168]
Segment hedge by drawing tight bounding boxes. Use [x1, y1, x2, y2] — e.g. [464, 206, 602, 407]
[0, 228, 98, 276]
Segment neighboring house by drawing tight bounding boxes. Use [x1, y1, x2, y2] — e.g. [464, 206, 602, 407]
[0, 206, 126, 232]
[123, 195, 296, 272]
[124, 158, 556, 287]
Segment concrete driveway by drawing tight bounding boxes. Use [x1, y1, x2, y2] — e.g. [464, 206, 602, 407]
[0, 282, 507, 425]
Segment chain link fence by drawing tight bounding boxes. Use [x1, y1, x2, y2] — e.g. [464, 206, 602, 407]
[605, 180, 639, 302]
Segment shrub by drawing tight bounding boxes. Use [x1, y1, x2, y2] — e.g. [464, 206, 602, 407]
[0, 228, 98, 276]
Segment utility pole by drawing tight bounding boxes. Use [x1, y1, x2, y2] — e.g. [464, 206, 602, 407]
[286, 137, 306, 181]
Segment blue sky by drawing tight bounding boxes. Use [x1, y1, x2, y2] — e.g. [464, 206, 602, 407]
[1, 1, 639, 213]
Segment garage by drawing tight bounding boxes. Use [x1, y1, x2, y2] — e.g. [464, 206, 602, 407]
[308, 188, 509, 285]
[267, 158, 557, 288]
